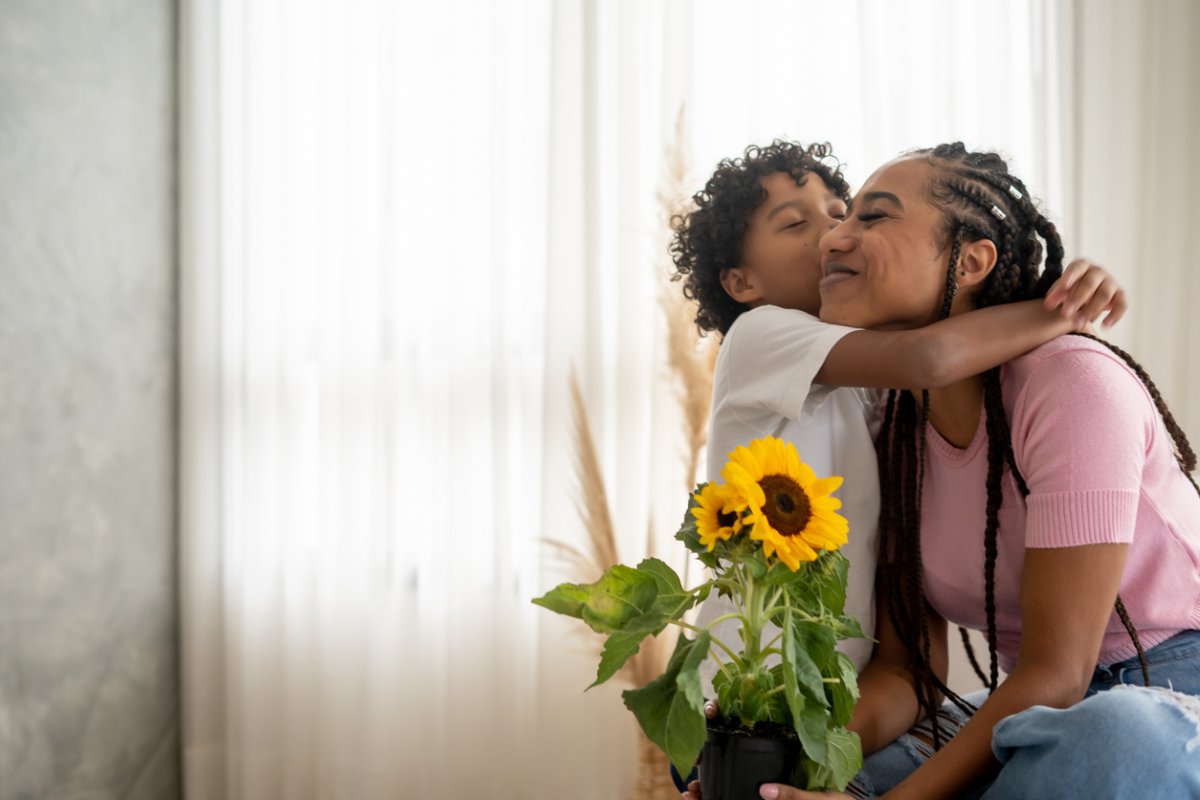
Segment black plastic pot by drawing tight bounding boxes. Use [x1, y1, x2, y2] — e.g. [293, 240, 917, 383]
[699, 722, 802, 800]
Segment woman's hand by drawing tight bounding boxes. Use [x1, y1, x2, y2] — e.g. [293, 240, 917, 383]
[757, 787, 853, 799]
[683, 782, 854, 800]
[1043, 258, 1128, 329]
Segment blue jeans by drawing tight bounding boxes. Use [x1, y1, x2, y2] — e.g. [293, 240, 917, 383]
[852, 630, 1200, 799]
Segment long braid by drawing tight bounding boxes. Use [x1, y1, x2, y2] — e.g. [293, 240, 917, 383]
[940, 238, 962, 319]
[979, 368, 1008, 691]
[959, 626, 989, 686]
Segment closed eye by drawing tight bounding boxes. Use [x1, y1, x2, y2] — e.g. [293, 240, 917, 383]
[784, 220, 808, 229]
[857, 212, 886, 223]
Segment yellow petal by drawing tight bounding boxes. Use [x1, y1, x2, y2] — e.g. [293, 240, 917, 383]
[809, 475, 844, 496]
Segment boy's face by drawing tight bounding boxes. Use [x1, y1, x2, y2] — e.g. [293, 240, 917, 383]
[720, 172, 847, 316]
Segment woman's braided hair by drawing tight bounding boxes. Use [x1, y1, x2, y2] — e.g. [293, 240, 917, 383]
[877, 142, 1200, 745]
[669, 140, 851, 335]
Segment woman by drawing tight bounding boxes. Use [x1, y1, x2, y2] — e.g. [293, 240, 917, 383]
[698, 144, 1200, 799]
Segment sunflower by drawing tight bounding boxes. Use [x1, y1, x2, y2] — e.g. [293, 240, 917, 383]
[691, 481, 745, 550]
[720, 437, 849, 571]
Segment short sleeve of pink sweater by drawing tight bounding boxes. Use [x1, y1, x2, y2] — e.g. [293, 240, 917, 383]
[1007, 343, 1155, 548]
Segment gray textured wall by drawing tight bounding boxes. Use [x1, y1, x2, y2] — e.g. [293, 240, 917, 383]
[0, 1, 179, 797]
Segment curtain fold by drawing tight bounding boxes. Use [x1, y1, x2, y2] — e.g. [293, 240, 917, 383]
[180, 2, 1198, 798]
[1065, 0, 1200, 439]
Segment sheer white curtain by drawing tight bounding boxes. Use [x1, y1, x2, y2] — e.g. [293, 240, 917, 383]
[1063, 0, 1200, 440]
[181, 2, 693, 797]
[180, 1, 1198, 798]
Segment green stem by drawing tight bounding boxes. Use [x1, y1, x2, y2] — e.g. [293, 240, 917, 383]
[740, 561, 767, 672]
[705, 611, 749, 629]
[762, 605, 822, 622]
[671, 619, 743, 667]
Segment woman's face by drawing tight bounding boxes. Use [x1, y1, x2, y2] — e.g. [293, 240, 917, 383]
[817, 157, 951, 330]
[724, 172, 848, 316]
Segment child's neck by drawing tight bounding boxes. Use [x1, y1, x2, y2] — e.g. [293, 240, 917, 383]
[924, 377, 984, 449]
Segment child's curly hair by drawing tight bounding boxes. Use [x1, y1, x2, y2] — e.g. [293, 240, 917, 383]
[669, 141, 851, 335]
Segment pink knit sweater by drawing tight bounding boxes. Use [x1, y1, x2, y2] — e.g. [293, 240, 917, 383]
[919, 336, 1200, 672]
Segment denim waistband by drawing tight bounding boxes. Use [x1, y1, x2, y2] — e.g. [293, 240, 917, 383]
[1092, 629, 1200, 686]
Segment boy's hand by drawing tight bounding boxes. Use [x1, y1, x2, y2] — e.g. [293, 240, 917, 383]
[1043, 258, 1128, 330]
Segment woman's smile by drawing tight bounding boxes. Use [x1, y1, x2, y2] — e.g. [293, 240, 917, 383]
[819, 260, 860, 291]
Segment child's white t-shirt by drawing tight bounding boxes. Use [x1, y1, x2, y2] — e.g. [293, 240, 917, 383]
[698, 304, 881, 676]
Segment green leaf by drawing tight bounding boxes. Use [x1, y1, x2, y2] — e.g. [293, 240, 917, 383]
[532, 564, 659, 634]
[590, 605, 685, 688]
[833, 614, 868, 642]
[637, 557, 700, 618]
[758, 558, 804, 588]
[589, 559, 704, 688]
[806, 729, 864, 791]
[712, 666, 734, 718]
[780, 616, 806, 736]
[674, 490, 721, 569]
[637, 557, 684, 594]
[741, 549, 769, 580]
[828, 652, 860, 727]
[786, 551, 849, 617]
[592, 627, 651, 688]
[530, 582, 592, 618]
[794, 698, 829, 766]
[677, 631, 710, 714]
[621, 630, 711, 776]
[738, 670, 787, 724]
[790, 620, 836, 703]
[783, 611, 831, 764]
[787, 639, 828, 707]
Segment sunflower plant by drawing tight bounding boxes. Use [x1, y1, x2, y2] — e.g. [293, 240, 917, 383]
[533, 436, 866, 791]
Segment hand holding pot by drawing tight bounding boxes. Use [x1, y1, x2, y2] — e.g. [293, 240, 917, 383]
[758, 787, 853, 800]
[684, 780, 854, 799]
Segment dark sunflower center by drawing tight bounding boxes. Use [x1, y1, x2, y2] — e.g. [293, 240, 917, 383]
[758, 474, 811, 536]
[717, 509, 738, 528]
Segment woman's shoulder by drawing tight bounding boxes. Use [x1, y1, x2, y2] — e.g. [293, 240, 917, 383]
[1004, 334, 1154, 417]
[1008, 334, 1137, 380]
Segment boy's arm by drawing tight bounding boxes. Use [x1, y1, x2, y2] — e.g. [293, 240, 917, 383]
[815, 299, 1072, 390]
[814, 259, 1126, 390]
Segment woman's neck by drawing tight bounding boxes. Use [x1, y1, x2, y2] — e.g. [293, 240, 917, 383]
[924, 376, 985, 449]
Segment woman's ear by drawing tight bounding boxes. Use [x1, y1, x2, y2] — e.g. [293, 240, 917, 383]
[956, 238, 998, 289]
[720, 267, 760, 304]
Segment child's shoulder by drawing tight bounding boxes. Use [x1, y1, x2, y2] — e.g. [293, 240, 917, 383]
[725, 304, 825, 342]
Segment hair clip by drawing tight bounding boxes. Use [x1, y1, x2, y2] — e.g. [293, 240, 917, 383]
[1007, 185, 1023, 200]
[990, 205, 1007, 220]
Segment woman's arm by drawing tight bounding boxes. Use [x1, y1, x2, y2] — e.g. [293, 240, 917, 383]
[813, 260, 1125, 390]
[848, 581, 948, 755]
[880, 543, 1129, 800]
